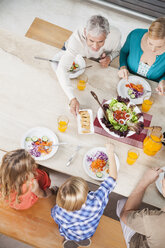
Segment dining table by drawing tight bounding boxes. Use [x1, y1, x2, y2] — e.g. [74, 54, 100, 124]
[0, 28, 165, 209]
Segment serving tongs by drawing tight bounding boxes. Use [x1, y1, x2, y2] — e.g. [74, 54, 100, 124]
[90, 91, 109, 121]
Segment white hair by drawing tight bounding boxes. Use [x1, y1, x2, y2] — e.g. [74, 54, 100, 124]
[86, 15, 110, 37]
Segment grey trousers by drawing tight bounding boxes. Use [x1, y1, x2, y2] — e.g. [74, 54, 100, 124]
[116, 199, 136, 248]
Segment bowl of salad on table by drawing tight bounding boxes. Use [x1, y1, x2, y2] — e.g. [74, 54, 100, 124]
[97, 96, 144, 138]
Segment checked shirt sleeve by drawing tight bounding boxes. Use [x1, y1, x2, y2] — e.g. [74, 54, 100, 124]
[94, 176, 116, 210]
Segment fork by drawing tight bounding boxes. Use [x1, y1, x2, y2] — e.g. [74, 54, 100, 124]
[66, 146, 81, 167]
[67, 65, 93, 73]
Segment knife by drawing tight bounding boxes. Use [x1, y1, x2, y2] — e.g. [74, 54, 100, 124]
[66, 146, 81, 167]
[34, 56, 58, 63]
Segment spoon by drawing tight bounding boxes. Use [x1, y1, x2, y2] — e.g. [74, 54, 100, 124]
[90, 91, 109, 121]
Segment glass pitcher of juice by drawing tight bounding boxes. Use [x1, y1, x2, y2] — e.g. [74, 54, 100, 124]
[143, 127, 162, 156]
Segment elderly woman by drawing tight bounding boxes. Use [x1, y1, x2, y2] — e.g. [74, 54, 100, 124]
[118, 17, 165, 95]
[56, 15, 121, 116]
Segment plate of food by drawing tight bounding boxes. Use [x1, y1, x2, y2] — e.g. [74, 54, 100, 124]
[21, 127, 59, 161]
[51, 53, 86, 79]
[77, 109, 94, 134]
[156, 166, 165, 197]
[83, 147, 120, 181]
[97, 96, 144, 138]
[117, 76, 151, 104]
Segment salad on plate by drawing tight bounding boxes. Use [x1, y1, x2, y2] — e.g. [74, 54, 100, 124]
[101, 96, 144, 137]
[69, 61, 79, 72]
[25, 136, 53, 158]
[86, 150, 109, 178]
[126, 82, 144, 99]
[83, 147, 120, 181]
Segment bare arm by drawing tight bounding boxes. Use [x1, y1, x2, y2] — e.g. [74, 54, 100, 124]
[106, 143, 117, 180]
[121, 168, 162, 224]
[31, 179, 52, 198]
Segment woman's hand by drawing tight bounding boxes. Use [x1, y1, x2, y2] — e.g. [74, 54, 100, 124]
[156, 80, 165, 95]
[69, 98, 79, 116]
[99, 53, 111, 68]
[118, 66, 129, 81]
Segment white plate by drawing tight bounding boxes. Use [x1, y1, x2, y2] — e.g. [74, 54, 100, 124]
[21, 127, 59, 161]
[83, 147, 120, 181]
[77, 109, 94, 134]
[97, 99, 144, 138]
[156, 166, 165, 196]
[117, 76, 151, 105]
[51, 53, 86, 79]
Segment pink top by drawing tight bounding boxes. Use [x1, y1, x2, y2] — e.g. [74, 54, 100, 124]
[8, 169, 51, 210]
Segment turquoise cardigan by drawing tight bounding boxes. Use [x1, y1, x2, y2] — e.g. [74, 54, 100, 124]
[119, 29, 165, 82]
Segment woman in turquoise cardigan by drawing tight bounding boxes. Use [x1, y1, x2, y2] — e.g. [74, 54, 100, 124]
[118, 17, 165, 95]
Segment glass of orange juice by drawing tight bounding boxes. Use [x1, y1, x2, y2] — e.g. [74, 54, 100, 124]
[142, 96, 154, 112]
[126, 149, 139, 165]
[58, 115, 69, 132]
[77, 74, 88, 91]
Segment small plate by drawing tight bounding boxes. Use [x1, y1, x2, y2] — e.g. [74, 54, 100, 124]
[83, 147, 120, 181]
[51, 53, 86, 79]
[97, 99, 143, 138]
[156, 166, 165, 196]
[117, 76, 151, 105]
[21, 127, 59, 161]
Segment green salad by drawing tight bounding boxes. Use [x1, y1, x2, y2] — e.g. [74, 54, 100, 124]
[102, 96, 144, 137]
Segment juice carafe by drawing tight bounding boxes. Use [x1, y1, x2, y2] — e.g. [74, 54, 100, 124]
[143, 127, 162, 156]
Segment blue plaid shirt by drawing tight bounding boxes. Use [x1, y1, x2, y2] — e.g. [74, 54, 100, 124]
[51, 176, 116, 241]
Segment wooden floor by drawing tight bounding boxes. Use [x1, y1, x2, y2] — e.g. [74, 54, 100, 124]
[25, 17, 72, 49]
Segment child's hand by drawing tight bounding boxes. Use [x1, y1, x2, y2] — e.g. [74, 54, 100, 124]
[106, 143, 115, 154]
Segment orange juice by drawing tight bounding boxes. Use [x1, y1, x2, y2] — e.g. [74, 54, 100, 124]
[58, 121, 68, 132]
[142, 99, 153, 112]
[143, 135, 162, 156]
[77, 80, 86, 90]
[57, 115, 69, 132]
[127, 149, 139, 165]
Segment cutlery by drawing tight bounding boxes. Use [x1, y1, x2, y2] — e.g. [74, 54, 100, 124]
[34, 56, 58, 63]
[67, 65, 93, 73]
[66, 145, 81, 167]
[90, 91, 109, 121]
[89, 51, 112, 62]
[41, 142, 68, 149]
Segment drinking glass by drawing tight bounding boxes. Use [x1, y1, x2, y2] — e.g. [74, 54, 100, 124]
[142, 96, 154, 112]
[126, 149, 139, 165]
[58, 115, 69, 132]
[77, 74, 88, 91]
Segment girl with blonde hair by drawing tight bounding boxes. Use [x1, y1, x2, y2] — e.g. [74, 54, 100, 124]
[118, 17, 165, 95]
[51, 143, 117, 248]
[0, 149, 53, 210]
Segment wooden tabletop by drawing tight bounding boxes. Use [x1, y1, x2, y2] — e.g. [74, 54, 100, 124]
[0, 29, 164, 208]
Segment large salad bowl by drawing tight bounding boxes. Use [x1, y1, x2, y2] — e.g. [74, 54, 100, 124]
[97, 96, 144, 138]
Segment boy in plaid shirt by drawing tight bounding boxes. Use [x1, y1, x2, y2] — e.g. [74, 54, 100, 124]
[51, 143, 117, 248]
